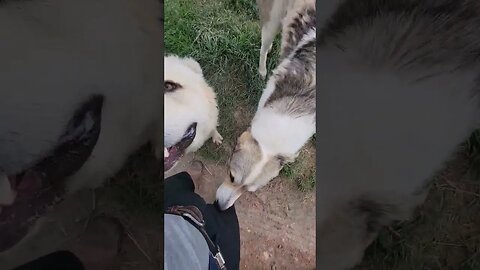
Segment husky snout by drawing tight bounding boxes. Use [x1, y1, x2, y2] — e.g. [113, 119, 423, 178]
[216, 181, 246, 210]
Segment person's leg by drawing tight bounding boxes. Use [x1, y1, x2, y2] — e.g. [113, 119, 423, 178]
[164, 171, 207, 212]
[165, 163, 240, 269]
[203, 203, 240, 270]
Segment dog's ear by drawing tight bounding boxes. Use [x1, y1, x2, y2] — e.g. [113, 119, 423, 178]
[238, 131, 251, 144]
[182, 57, 203, 74]
[233, 131, 251, 152]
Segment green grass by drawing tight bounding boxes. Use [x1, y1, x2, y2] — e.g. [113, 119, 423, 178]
[281, 140, 316, 191]
[164, 0, 316, 191]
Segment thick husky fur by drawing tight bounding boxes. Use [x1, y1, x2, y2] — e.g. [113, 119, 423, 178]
[0, 0, 160, 265]
[216, 0, 316, 210]
[317, 0, 480, 269]
[163, 55, 222, 171]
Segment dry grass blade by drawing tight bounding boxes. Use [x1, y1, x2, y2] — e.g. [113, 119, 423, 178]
[126, 229, 153, 263]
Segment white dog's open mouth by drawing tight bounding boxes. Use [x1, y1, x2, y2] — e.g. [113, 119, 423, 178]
[164, 123, 197, 172]
[0, 95, 104, 252]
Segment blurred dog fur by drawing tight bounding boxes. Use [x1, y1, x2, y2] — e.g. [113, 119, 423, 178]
[0, 0, 161, 266]
[317, 0, 480, 269]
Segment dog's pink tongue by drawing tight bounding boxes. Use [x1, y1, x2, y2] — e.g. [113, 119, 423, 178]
[164, 147, 180, 172]
[15, 171, 43, 191]
[0, 173, 64, 252]
[168, 147, 178, 157]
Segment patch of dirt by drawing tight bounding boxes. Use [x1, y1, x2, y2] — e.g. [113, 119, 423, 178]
[236, 181, 315, 270]
[167, 153, 316, 270]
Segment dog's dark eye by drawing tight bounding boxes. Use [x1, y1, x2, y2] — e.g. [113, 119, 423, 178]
[229, 172, 235, 183]
[164, 81, 182, 92]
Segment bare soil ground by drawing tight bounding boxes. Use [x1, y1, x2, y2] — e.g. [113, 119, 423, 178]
[166, 153, 316, 270]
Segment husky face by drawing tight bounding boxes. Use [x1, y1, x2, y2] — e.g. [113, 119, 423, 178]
[216, 130, 295, 210]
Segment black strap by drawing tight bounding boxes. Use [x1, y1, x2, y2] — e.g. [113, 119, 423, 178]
[166, 205, 226, 270]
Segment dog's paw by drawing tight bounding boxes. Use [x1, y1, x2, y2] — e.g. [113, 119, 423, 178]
[212, 130, 223, 145]
[258, 67, 267, 79]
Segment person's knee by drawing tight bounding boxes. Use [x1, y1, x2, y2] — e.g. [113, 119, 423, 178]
[165, 172, 195, 192]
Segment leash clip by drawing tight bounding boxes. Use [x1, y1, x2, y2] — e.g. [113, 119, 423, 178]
[214, 251, 226, 270]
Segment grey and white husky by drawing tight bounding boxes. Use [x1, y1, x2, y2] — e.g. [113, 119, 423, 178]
[255, 0, 316, 79]
[216, 0, 316, 210]
[317, 0, 480, 269]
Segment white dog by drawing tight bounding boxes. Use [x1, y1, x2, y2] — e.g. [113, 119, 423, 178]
[163, 55, 223, 172]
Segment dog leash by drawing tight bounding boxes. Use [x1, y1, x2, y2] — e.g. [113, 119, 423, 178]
[165, 205, 227, 270]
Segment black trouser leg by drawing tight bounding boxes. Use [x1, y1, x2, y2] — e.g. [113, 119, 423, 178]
[164, 172, 240, 270]
[164, 172, 207, 212]
[204, 203, 240, 270]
